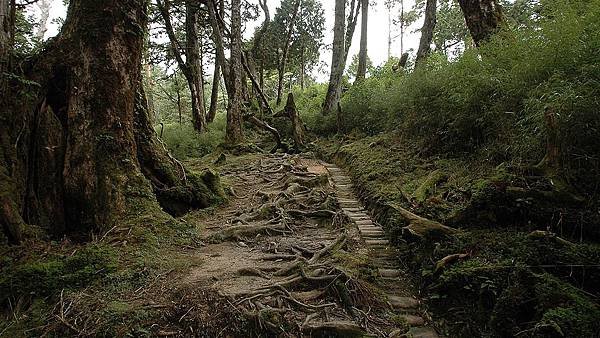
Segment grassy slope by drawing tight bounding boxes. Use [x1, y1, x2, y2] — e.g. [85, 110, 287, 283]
[317, 132, 600, 337]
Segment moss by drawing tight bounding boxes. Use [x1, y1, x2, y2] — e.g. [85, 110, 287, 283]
[0, 244, 117, 302]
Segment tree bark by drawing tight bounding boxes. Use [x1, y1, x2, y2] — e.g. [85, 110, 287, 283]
[322, 0, 346, 116]
[457, 0, 504, 46]
[356, 0, 369, 81]
[208, 62, 220, 122]
[185, 1, 207, 131]
[343, 0, 361, 64]
[276, 0, 300, 106]
[0, 0, 221, 242]
[207, 0, 230, 94]
[226, 0, 244, 144]
[279, 93, 305, 150]
[1, 0, 10, 85]
[415, 0, 437, 64]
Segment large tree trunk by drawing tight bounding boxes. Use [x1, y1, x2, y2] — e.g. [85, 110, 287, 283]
[457, 0, 504, 46]
[322, 0, 346, 116]
[415, 0, 437, 64]
[0, 0, 221, 242]
[226, 0, 244, 144]
[356, 0, 368, 81]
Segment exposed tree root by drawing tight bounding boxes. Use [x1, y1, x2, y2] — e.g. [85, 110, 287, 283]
[390, 203, 458, 241]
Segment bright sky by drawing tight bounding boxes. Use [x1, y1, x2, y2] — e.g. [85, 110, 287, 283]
[38, 0, 424, 80]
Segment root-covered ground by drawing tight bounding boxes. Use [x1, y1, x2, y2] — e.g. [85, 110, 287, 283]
[172, 153, 425, 336]
[1, 151, 435, 337]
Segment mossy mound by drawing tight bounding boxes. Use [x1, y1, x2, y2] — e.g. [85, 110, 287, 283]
[0, 244, 117, 303]
[315, 133, 600, 337]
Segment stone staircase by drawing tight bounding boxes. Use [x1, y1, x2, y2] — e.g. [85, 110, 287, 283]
[324, 162, 440, 338]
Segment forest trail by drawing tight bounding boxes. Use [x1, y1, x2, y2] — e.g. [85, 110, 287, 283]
[172, 153, 441, 337]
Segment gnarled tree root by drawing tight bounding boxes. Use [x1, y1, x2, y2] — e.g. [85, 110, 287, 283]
[390, 203, 458, 241]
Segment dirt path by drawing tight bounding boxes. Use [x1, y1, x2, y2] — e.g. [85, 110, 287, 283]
[171, 153, 440, 337]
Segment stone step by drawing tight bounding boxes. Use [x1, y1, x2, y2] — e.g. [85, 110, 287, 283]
[361, 232, 385, 239]
[378, 268, 401, 278]
[401, 327, 440, 338]
[358, 225, 382, 232]
[371, 259, 397, 268]
[355, 220, 374, 225]
[402, 315, 426, 327]
[342, 207, 364, 213]
[388, 296, 420, 309]
[349, 216, 371, 222]
[365, 239, 390, 246]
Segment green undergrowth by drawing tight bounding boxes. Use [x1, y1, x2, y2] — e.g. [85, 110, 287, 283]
[316, 133, 600, 337]
[0, 179, 224, 335]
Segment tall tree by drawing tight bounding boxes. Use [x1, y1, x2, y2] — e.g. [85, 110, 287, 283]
[0, 0, 220, 242]
[156, 0, 207, 132]
[356, 0, 369, 81]
[415, 0, 437, 64]
[323, 0, 360, 115]
[457, 0, 504, 46]
[226, 0, 244, 144]
[322, 0, 346, 116]
[275, 0, 300, 106]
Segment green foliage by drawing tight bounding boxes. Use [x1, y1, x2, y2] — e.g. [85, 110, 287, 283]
[0, 244, 117, 302]
[318, 0, 600, 190]
[158, 114, 226, 160]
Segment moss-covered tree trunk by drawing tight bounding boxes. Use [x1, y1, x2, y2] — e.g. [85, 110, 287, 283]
[0, 0, 221, 242]
[457, 0, 504, 46]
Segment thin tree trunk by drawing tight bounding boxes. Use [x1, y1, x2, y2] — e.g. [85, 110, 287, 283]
[276, 0, 300, 106]
[457, 0, 504, 46]
[157, 0, 206, 132]
[226, 0, 244, 144]
[356, 0, 369, 81]
[415, 0, 437, 64]
[207, 0, 230, 94]
[208, 62, 220, 122]
[400, 0, 405, 54]
[300, 46, 305, 90]
[387, 3, 392, 60]
[322, 0, 346, 115]
[343, 0, 361, 64]
[185, 1, 206, 131]
[1, 0, 10, 86]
